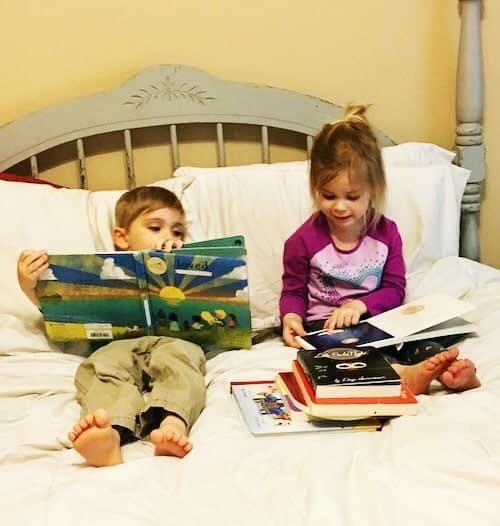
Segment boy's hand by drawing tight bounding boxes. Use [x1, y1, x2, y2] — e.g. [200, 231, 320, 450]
[282, 313, 306, 348]
[155, 239, 184, 252]
[17, 249, 49, 307]
[323, 300, 367, 331]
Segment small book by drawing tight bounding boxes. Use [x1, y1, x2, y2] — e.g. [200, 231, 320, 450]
[296, 346, 401, 398]
[230, 380, 383, 435]
[292, 360, 418, 419]
[296, 293, 477, 351]
[35, 236, 251, 353]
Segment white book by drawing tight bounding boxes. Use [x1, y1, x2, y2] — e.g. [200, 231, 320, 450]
[366, 293, 475, 338]
[296, 293, 477, 351]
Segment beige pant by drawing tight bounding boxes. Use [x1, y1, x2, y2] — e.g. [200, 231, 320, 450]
[74, 336, 206, 439]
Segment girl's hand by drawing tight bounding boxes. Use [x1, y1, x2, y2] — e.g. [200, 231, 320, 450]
[323, 300, 367, 331]
[282, 313, 306, 348]
[155, 239, 184, 252]
[17, 249, 49, 307]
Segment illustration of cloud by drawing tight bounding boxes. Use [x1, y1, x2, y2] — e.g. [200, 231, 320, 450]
[40, 268, 57, 280]
[100, 258, 128, 279]
[224, 266, 247, 280]
[235, 286, 249, 298]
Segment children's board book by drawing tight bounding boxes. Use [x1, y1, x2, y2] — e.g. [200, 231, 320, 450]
[296, 293, 477, 352]
[296, 346, 401, 398]
[35, 236, 251, 353]
[291, 360, 418, 419]
[230, 380, 383, 435]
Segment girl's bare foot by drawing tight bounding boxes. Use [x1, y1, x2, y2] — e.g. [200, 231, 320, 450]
[440, 358, 481, 391]
[150, 414, 192, 458]
[393, 348, 460, 395]
[68, 409, 123, 467]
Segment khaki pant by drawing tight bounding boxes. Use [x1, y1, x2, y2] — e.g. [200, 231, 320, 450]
[74, 336, 206, 440]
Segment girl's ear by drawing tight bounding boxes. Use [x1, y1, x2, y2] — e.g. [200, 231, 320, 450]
[112, 227, 129, 250]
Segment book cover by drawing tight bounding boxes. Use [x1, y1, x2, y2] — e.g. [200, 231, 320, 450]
[292, 360, 418, 418]
[35, 236, 252, 353]
[296, 293, 477, 351]
[230, 380, 383, 435]
[296, 346, 401, 398]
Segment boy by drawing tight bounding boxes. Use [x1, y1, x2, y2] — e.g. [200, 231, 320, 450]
[17, 186, 206, 467]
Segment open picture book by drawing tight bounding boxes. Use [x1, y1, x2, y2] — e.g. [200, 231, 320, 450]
[35, 235, 251, 352]
[295, 293, 477, 352]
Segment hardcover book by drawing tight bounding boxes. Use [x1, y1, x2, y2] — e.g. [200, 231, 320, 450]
[292, 360, 418, 419]
[35, 236, 252, 353]
[296, 293, 476, 351]
[296, 346, 401, 398]
[230, 380, 383, 435]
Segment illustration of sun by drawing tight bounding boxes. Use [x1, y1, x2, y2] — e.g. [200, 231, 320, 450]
[159, 286, 186, 302]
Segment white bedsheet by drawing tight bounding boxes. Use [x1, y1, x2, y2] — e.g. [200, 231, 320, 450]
[1, 257, 500, 526]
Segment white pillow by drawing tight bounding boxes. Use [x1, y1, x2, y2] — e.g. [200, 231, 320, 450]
[176, 162, 313, 330]
[175, 159, 468, 329]
[382, 142, 456, 165]
[0, 181, 96, 332]
[385, 163, 469, 276]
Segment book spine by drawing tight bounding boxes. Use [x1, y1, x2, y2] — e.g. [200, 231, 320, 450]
[296, 353, 319, 392]
[134, 252, 154, 335]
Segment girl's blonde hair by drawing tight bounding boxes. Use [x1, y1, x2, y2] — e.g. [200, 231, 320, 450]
[310, 104, 386, 228]
[115, 186, 184, 231]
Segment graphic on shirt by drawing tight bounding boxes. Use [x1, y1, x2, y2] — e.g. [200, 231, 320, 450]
[307, 236, 388, 320]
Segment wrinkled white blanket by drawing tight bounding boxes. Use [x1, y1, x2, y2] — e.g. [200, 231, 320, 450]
[1, 257, 500, 526]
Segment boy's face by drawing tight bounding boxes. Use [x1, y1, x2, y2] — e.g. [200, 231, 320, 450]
[113, 207, 185, 251]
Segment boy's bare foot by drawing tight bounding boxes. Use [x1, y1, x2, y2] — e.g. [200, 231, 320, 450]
[68, 409, 123, 467]
[393, 348, 460, 395]
[440, 358, 481, 391]
[150, 414, 192, 458]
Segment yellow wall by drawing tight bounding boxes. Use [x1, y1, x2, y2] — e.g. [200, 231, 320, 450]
[0, 0, 498, 267]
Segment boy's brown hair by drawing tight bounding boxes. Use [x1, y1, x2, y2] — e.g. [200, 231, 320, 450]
[115, 186, 184, 230]
[310, 104, 386, 228]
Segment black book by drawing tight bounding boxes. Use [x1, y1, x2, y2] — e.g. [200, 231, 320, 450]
[296, 346, 401, 398]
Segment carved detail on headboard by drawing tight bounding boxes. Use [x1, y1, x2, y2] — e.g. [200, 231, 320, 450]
[124, 76, 216, 109]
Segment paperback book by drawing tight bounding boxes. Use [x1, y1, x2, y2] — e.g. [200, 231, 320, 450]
[296, 346, 401, 398]
[296, 293, 476, 352]
[291, 360, 418, 419]
[35, 236, 251, 352]
[230, 380, 383, 435]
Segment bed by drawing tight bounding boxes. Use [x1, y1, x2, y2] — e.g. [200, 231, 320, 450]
[1, 2, 499, 526]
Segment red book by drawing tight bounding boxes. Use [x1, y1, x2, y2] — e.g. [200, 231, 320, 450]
[291, 360, 418, 419]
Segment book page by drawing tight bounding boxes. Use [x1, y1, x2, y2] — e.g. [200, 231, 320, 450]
[366, 293, 475, 338]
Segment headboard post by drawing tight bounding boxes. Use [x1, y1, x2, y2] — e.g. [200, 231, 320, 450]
[455, 0, 484, 261]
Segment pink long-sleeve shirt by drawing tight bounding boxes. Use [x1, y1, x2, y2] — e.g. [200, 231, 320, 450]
[279, 212, 406, 323]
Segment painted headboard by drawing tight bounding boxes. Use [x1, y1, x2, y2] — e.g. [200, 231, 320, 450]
[0, 0, 484, 262]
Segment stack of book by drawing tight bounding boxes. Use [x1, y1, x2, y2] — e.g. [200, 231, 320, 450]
[278, 347, 418, 420]
[231, 346, 417, 436]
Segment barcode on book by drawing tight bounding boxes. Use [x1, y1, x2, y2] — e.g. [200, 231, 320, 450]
[84, 323, 113, 340]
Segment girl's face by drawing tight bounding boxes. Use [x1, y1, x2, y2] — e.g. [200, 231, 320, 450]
[316, 170, 371, 235]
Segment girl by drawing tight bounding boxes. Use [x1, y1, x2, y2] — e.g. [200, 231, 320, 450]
[279, 104, 480, 395]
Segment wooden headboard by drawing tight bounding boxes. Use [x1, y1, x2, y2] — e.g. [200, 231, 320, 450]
[0, 0, 484, 262]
